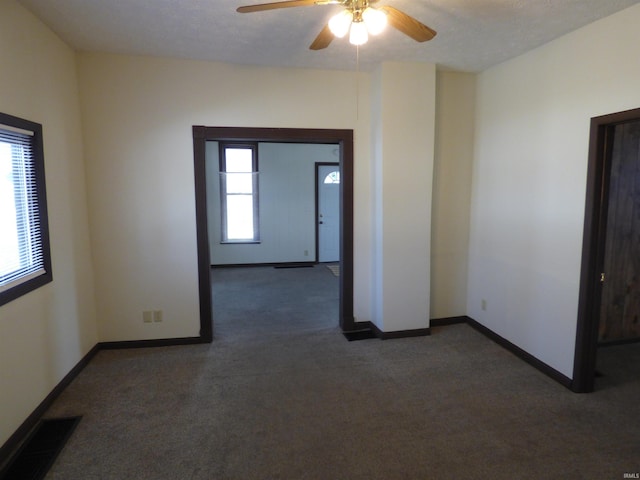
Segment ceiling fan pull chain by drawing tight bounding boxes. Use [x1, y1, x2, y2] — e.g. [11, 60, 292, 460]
[355, 44, 360, 121]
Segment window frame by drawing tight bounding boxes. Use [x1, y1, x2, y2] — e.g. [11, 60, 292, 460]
[0, 112, 52, 307]
[218, 142, 260, 243]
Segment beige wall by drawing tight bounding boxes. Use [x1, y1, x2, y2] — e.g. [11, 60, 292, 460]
[77, 54, 446, 341]
[0, 0, 98, 447]
[431, 72, 475, 319]
[468, 3, 640, 377]
[0, 0, 473, 445]
[77, 53, 376, 340]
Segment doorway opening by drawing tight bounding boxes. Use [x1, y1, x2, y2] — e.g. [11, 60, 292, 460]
[192, 127, 356, 341]
[573, 107, 640, 393]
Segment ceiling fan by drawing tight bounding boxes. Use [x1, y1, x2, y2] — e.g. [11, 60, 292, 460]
[236, 0, 437, 50]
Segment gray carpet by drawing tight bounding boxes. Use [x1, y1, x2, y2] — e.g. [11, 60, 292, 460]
[42, 266, 640, 479]
[211, 265, 339, 339]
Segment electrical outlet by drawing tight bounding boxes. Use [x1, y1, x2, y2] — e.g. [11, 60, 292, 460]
[153, 310, 163, 323]
[143, 311, 153, 323]
[481, 299, 487, 311]
[304, 250, 309, 257]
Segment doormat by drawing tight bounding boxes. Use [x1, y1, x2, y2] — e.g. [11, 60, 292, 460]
[0, 416, 81, 480]
[326, 264, 340, 277]
[274, 263, 314, 269]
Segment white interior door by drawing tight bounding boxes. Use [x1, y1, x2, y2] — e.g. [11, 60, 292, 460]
[318, 164, 340, 263]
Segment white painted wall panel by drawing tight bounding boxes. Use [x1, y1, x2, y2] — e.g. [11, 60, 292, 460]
[371, 62, 436, 332]
[468, 3, 640, 378]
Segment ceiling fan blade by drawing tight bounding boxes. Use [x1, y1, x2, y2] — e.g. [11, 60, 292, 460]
[309, 24, 334, 50]
[237, 0, 317, 13]
[381, 6, 437, 42]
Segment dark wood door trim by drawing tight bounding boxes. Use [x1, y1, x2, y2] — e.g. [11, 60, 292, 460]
[573, 107, 640, 392]
[192, 126, 356, 340]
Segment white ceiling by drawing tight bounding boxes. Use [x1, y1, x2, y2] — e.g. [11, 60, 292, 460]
[17, 0, 640, 72]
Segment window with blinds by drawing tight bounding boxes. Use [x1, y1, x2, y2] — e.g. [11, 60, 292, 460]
[0, 112, 52, 306]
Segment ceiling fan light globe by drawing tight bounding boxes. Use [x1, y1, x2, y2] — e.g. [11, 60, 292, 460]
[349, 20, 368, 45]
[328, 10, 353, 38]
[362, 7, 387, 35]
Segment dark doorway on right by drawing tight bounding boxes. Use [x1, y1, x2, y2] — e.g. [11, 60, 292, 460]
[574, 107, 640, 393]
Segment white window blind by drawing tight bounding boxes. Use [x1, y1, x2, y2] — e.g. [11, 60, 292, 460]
[0, 126, 46, 294]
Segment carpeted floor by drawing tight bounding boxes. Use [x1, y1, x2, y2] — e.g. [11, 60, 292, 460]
[40, 266, 640, 479]
[211, 264, 339, 339]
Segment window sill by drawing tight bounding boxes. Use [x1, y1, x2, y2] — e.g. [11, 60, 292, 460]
[221, 241, 261, 245]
